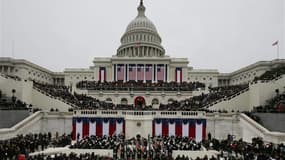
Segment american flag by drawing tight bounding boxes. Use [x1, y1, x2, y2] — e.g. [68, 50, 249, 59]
[145, 64, 152, 81]
[157, 64, 164, 82]
[117, 64, 124, 81]
[176, 67, 182, 83]
[272, 41, 278, 46]
[129, 64, 136, 81]
[137, 64, 144, 81]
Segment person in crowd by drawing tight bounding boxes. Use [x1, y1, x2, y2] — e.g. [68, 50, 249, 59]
[0, 132, 72, 160]
[70, 135, 202, 159]
[27, 152, 113, 160]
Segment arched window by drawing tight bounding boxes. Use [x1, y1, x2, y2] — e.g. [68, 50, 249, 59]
[105, 98, 113, 104]
[152, 98, 159, 105]
[168, 98, 174, 104]
[121, 98, 128, 105]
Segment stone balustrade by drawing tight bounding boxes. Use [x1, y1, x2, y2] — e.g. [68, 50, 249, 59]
[73, 110, 206, 119]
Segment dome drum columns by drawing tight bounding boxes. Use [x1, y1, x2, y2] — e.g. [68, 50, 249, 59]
[118, 46, 164, 57]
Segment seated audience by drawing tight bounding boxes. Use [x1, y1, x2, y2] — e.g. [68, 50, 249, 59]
[0, 93, 28, 110]
[160, 84, 249, 111]
[76, 81, 206, 92]
[254, 65, 285, 81]
[27, 152, 113, 160]
[71, 135, 202, 159]
[0, 133, 71, 160]
[254, 91, 285, 113]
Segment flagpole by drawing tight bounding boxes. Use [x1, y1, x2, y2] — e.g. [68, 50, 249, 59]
[277, 42, 280, 59]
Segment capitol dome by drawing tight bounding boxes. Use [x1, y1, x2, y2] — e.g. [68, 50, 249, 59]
[117, 0, 165, 57]
[125, 10, 157, 33]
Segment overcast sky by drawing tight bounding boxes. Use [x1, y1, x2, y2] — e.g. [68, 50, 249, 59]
[0, 0, 284, 73]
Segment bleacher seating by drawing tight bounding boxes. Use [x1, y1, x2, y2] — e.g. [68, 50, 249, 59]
[160, 85, 249, 111]
[0, 133, 71, 160]
[33, 81, 251, 111]
[27, 153, 113, 160]
[76, 81, 206, 91]
[254, 92, 285, 113]
[1, 132, 284, 160]
[254, 65, 285, 81]
[71, 135, 202, 160]
[0, 90, 27, 110]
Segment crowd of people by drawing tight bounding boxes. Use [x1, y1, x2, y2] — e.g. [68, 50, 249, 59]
[0, 133, 71, 160]
[0, 90, 28, 110]
[0, 73, 21, 81]
[254, 91, 285, 113]
[254, 65, 285, 81]
[71, 135, 202, 160]
[76, 81, 206, 92]
[0, 131, 284, 160]
[33, 81, 76, 105]
[27, 153, 113, 160]
[203, 136, 285, 160]
[175, 155, 217, 160]
[159, 85, 249, 111]
[34, 80, 250, 112]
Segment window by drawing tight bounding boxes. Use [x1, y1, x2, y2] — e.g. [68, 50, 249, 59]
[152, 99, 159, 105]
[121, 98, 128, 105]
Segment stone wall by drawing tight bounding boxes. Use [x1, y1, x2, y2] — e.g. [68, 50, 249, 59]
[0, 110, 30, 128]
[253, 113, 285, 132]
[0, 111, 284, 144]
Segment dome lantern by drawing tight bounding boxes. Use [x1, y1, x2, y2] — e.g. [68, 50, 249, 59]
[137, 0, 146, 17]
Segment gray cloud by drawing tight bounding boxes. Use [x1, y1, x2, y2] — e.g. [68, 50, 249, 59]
[0, 0, 284, 73]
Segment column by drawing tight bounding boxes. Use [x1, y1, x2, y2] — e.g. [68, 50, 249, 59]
[146, 47, 149, 56]
[9, 67, 13, 74]
[144, 64, 146, 82]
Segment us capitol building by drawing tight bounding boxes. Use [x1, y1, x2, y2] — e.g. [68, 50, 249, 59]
[0, 0, 284, 106]
[0, 1, 285, 158]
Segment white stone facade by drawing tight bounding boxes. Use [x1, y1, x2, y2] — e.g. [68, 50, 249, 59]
[1, 1, 285, 107]
[1, 111, 284, 144]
